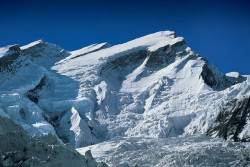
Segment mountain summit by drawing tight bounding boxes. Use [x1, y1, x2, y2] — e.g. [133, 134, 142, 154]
[0, 31, 249, 166]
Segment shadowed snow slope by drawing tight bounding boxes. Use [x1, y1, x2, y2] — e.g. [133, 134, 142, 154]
[0, 30, 250, 166]
[0, 116, 107, 167]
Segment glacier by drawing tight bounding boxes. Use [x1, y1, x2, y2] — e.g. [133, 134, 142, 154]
[0, 30, 249, 166]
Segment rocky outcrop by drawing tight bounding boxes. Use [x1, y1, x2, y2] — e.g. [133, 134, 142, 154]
[0, 40, 69, 85]
[21, 39, 69, 59]
[146, 37, 186, 67]
[207, 96, 250, 142]
[200, 63, 236, 90]
[100, 50, 147, 75]
[0, 45, 24, 83]
[26, 75, 50, 104]
[0, 45, 21, 71]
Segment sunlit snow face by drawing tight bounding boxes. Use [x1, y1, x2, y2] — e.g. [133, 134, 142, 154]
[0, 30, 249, 167]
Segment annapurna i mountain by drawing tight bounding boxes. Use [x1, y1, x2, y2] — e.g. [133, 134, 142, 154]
[0, 31, 249, 166]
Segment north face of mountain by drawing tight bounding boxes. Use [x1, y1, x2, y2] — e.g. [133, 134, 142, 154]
[0, 31, 249, 151]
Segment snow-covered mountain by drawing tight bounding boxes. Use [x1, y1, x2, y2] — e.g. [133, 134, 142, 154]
[0, 31, 249, 166]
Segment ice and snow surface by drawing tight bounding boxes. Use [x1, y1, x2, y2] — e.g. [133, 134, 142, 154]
[0, 45, 13, 58]
[0, 30, 250, 166]
[20, 39, 44, 50]
[226, 72, 240, 78]
[77, 135, 250, 167]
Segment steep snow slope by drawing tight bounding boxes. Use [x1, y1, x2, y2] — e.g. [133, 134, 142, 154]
[52, 31, 249, 144]
[0, 30, 250, 166]
[0, 40, 109, 147]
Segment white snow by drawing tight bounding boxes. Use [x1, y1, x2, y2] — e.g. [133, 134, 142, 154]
[1, 30, 250, 166]
[226, 72, 240, 78]
[77, 135, 250, 167]
[0, 45, 16, 58]
[238, 118, 250, 140]
[148, 37, 184, 52]
[94, 81, 108, 105]
[20, 39, 44, 50]
[51, 30, 250, 144]
[70, 107, 98, 148]
[69, 42, 108, 56]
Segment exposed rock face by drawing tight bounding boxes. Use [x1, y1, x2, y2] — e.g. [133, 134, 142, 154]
[146, 36, 186, 67]
[100, 50, 147, 74]
[0, 45, 21, 70]
[207, 96, 250, 142]
[26, 75, 50, 104]
[0, 40, 69, 84]
[0, 45, 23, 83]
[200, 63, 234, 90]
[0, 116, 107, 167]
[21, 39, 69, 59]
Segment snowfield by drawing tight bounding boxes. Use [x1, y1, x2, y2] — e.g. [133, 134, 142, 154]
[77, 135, 250, 167]
[0, 30, 249, 166]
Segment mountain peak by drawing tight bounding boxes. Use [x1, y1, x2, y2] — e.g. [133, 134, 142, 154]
[1, 31, 249, 166]
[20, 39, 45, 50]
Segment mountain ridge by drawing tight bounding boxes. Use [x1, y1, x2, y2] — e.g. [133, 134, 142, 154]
[0, 30, 249, 166]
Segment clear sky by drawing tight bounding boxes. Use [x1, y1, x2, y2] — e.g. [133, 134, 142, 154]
[0, 0, 249, 74]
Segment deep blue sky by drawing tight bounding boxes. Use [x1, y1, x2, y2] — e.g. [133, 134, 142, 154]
[0, 0, 249, 74]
